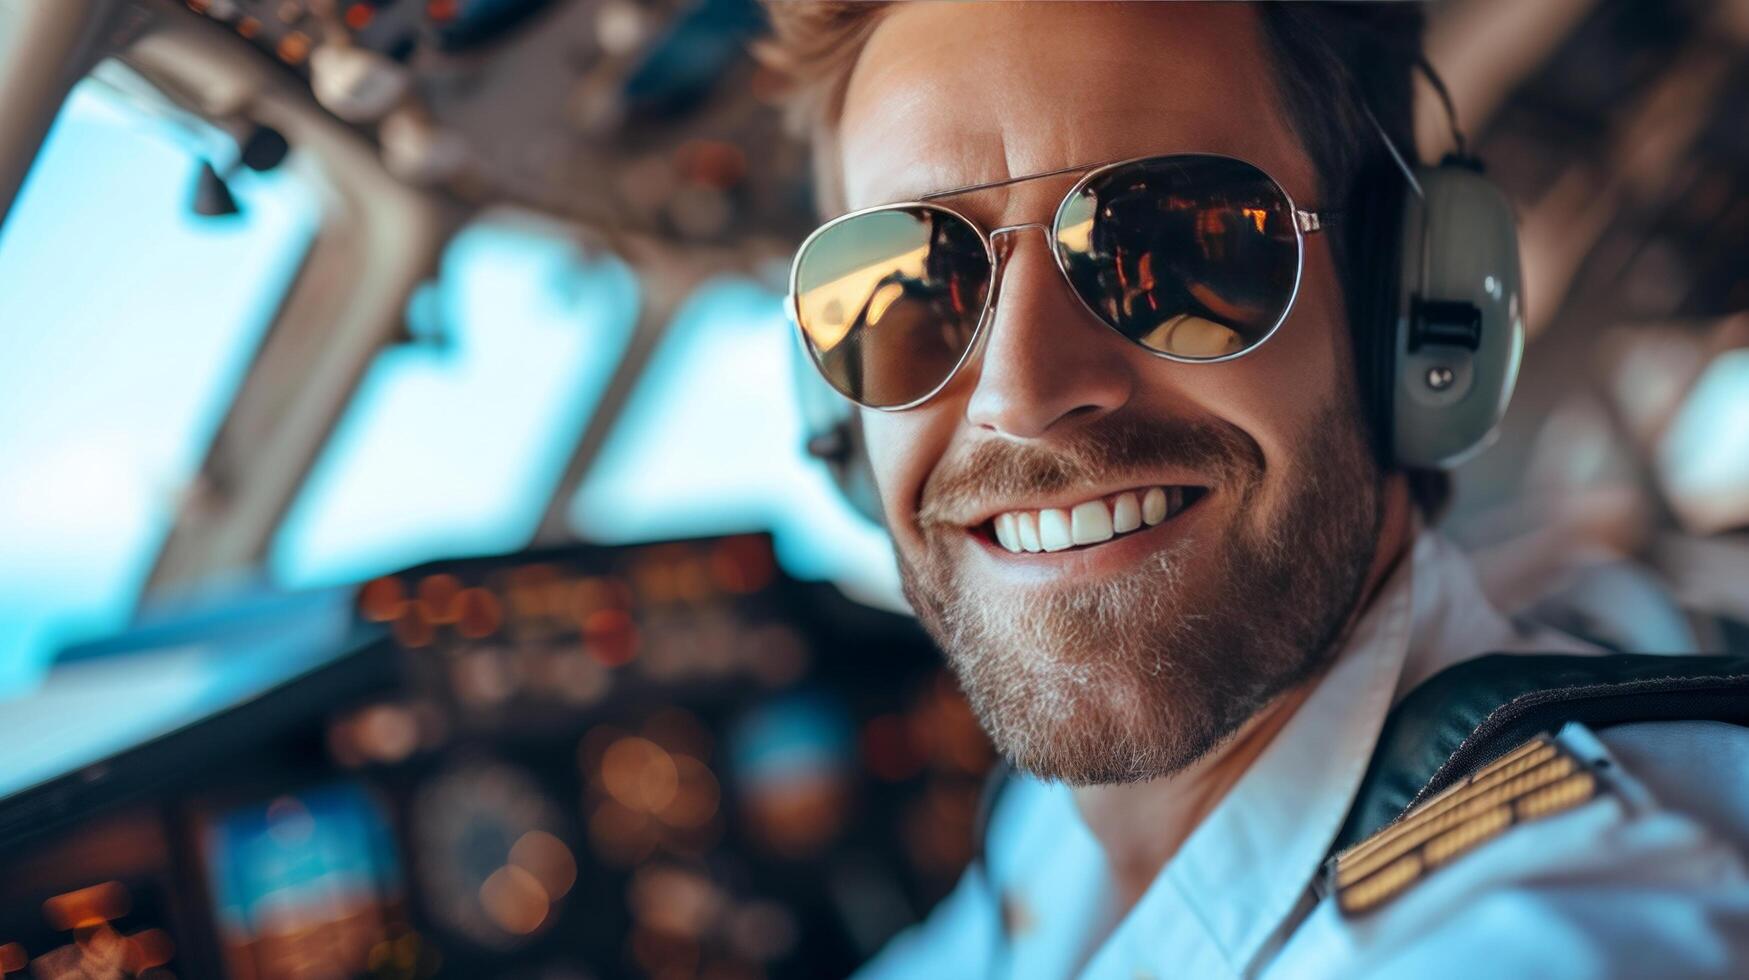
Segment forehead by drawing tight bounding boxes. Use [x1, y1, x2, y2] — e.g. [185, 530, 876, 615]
[836, 2, 1314, 215]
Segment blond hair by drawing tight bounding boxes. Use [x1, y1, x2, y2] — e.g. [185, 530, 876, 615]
[754, 2, 891, 215]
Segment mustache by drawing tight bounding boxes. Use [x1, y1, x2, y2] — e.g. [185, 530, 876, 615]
[917, 415, 1265, 528]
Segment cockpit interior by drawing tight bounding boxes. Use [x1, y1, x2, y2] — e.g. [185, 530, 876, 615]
[0, 1, 1745, 978]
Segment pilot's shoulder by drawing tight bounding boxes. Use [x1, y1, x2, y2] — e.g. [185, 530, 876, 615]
[1596, 718, 1749, 851]
[1335, 651, 1749, 854]
[1324, 650, 1749, 921]
[1294, 724, 1749, 978]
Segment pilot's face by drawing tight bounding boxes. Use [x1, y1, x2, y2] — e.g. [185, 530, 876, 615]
[837, 3, 1386, 784]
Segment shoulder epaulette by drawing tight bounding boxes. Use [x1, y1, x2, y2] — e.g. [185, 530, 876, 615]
[1332, 653, 1749, 856]
[1332, 733, 1603, 916]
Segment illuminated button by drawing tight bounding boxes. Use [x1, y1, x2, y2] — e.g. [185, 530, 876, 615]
[42, 882, 130, 930]
[277, 31, 313, 64]
[391, 606, 434, 648]
[358, 576, 406, 622]
[456, 588, 504, 638]
[126, 928, 175, 971]
[417, 573, 463, 623]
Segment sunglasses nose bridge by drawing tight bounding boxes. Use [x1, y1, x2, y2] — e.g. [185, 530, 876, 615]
[984, 221, 1056, 300]
[987, 222, 1053, 252]
[945, 222, 1058, 398]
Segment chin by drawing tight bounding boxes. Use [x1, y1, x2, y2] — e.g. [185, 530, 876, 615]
[993, 688, 1228, 787]
[907, 557, 1240, 785]
[945, 617, 1247, 786]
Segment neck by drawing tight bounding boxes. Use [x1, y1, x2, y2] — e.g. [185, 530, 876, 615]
[1072, 472, 1415, 912]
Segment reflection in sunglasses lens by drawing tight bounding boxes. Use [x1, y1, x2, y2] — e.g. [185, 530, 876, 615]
[793, 206, 990, 407]
[1055, 155, 1300, 360]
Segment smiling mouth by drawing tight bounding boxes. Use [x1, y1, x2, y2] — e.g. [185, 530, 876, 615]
[980, 486, 1209, 554]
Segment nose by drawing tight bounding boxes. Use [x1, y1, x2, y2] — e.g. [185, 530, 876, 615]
[961, 224, 1134, 439]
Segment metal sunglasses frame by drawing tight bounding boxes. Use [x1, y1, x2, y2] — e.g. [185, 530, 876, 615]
[786, 151, 1335, 412]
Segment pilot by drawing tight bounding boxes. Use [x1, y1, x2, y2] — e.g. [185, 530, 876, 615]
[763, 2, 1749, 977]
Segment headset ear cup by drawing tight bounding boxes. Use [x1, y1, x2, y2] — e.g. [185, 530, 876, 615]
[790, 338, 886, 527]
[1392, 165, 1525, 468]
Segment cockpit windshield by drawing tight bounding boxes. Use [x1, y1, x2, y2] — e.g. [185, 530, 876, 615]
[0, 64, 317, 693]
[271, 217, 638, 589]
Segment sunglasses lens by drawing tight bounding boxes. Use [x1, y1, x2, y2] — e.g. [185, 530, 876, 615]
[1055, 155, 1301, 359]
[793, 206, 990, 408]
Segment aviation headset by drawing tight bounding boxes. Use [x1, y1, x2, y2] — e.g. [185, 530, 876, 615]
[792, 59, 1525, 528]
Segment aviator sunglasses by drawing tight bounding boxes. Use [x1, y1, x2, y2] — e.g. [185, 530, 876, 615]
[788, 153, 1333, 410]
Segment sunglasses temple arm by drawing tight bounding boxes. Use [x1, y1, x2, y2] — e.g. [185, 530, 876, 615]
[1362, 100, 1425, 199]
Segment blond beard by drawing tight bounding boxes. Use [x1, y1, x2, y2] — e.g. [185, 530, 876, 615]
[898, 402, 1381, 785]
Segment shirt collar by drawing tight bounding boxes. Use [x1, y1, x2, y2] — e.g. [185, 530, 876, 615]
[1395, 529, 1597, 692]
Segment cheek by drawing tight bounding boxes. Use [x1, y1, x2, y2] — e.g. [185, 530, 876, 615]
[1159, 247, 1353, 477]
[1245, 246, 1351, 420]
[860, 407, 953, 534]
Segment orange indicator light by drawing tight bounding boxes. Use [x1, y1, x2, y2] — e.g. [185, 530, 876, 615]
[278, 31, 312, 64]
[456, 588, 504, 639]
[358, 576, 407, 622]
[42, 882, 130, 931]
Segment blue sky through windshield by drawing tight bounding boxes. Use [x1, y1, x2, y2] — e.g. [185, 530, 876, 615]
[271, 220, 639, 589]
[0, 76, 317, 694]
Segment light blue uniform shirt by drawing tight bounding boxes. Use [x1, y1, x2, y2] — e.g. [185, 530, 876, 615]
[858, 532, 1749, 978]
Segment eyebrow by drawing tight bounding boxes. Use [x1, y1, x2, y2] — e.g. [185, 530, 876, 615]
[914, 159, 1113, 202]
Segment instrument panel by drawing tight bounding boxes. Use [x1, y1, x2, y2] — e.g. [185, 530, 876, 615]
[0, 534, 990, 979]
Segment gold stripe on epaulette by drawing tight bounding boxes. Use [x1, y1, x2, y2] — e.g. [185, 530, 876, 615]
[1334, 735, 1604, 916]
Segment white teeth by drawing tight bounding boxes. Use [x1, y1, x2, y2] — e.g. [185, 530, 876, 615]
[1112, 492, 1141, 533]
[1070, 500, 1114, 545]
[1142, 487, 1168, 526]
[990, 486, 1195, 555]
[1038, 508, 1073, 552]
